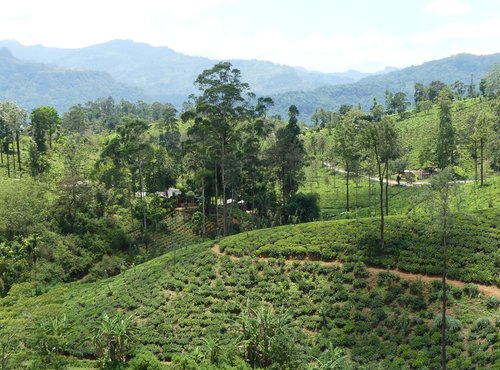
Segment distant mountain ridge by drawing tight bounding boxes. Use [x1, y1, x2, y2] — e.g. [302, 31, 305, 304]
[269, 52, 500, 118]
[0, 47, 142, 112]
[0, 39, 375, 105]
[0, 39, 498, 119]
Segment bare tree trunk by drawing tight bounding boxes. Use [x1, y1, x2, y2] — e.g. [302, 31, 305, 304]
[281, 161, 286, 209]
[251, 176, 256, 213]
[385, 160, 389, 216]
[346, 163, 350, 212]
[0, 139, 3, 164]
[441, 201, 448, 370]
[229, 187, 234, 235]
[474, 154, 478, 184]
[128, 187, 135, 230]
[368, 173, 371, 201]
[222, 139, 227, 236]
[480, 139, 484, 186]
[378, 161, 385, 252]
[6, 145, 10, 177]
[131, 172, 137, 196]
[202, 177, 206, 237]
[139, 162, 147, 246]
[214, 163, 219, 236]
[355, 171, 359, 208]
[16, 131, 21, 173]
[371, 139, 385, 253]
[11, 142, 16, 177]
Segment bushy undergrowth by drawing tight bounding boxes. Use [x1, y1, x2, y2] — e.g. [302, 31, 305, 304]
[0, 242, 497, 368]
[219, 209, 500, 285]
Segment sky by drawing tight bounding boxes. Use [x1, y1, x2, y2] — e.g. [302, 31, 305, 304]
[0, 0, 499, 73]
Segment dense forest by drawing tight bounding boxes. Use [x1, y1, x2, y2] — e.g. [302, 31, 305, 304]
[0, 61, 499, 369]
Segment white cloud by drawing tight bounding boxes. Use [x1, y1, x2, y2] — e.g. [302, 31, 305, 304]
[424, 0, 471, 16]
[0, 0, 498, 73]
[410, 17, 500, 43]
[0, 0, 237, 48]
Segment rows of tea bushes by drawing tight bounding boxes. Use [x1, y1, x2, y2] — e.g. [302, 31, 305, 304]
[1, 241, 498, 368]
[145, 213, 201, 259]
[394, 98, 492, 171]
[219, 209, 500, 285]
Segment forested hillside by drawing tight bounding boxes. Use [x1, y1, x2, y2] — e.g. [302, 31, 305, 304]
[0, 48, 142, 112]
[0, 60, 499, 369]
[270, 53, 500, 117]
[0, 39, 356, 104]
[2, 39, 499, 119]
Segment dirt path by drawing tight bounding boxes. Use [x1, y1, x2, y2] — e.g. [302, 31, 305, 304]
[325, 164, 474, 187]
[211, 244, 500, 298]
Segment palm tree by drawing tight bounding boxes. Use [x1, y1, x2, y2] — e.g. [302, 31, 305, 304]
[236, 302, 293, 368]
[310, 342, 349, 369]
[86, 313, 137, 364]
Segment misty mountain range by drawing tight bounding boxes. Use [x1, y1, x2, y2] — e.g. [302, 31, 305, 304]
[0, 39, 499, 118]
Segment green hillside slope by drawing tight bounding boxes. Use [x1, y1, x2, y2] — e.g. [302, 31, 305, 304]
[270, 53, 500, 118]
[394, 98, 495, 171]
[0, 48, 142, 112]
[220, 209, 500, 285]
[0, 39, 356, 105]
[1, 210, 498, 368]
[2, 39, 498, 118]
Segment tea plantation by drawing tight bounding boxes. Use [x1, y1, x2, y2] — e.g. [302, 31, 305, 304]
[1, 211, 498, 369]
[220, 209, 500, 285]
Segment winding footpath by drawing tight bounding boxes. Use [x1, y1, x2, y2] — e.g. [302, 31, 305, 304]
[326, 164, 474, 187]
[211, 244, 500, 298]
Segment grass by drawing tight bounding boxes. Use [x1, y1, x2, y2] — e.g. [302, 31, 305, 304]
[302, 160, 500, 220]
[392, 97, 493, 171]
[301, 165, 424, 219]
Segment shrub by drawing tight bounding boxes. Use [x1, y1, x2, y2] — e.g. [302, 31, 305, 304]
[200, 336, 224, 365]
[87, 313, 137, 365]
[28, 355, 70, 370]
[409, 280, 424, 295]
[486, 296, 499, 309]
[463, 284, 480, 298]
[473, 318, 491, 331]
[30, 314, 70, 358]
[311, 343, 348, 370]
[236, 303, 298, 369]
[449, 286, 462, 300]
[372, 307, 387, 322]
[430, 280, 442, 292]
[352, 278, 366, 289]
[434, 315, 462, 333]
[377, 272, 400, 287]
[384, 284, 404, 304]
[88, 255, 125, 281]
[298, 279, 315, 293]
[128, 350, 162, 370]
[284, 193, 320, 223]
[406, 295, 427, 311]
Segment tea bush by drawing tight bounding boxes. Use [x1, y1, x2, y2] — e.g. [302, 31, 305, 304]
[220, 209, 499, 285]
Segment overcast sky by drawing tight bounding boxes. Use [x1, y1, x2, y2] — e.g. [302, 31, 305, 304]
[1, 0, 499, 73]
